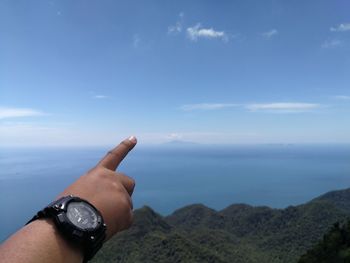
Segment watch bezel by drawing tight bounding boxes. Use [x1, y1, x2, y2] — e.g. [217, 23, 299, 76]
[50, 196, 106, 244]
[63, 200, 101, 230]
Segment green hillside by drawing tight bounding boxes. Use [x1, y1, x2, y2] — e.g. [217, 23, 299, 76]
[92, 188, 350, 263]
[299, 220, 350, 263]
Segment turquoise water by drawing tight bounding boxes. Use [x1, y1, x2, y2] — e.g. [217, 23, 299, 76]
[1, 144, 350, 242]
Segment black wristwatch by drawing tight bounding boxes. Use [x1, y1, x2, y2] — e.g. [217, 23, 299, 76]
[27, 195, 107, 262]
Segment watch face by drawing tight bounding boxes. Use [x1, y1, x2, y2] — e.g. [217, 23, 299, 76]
[66, 201, 99, 230]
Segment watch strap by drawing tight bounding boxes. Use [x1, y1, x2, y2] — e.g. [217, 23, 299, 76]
[26, 196, 106, 262]
[27, 196, 68, 225]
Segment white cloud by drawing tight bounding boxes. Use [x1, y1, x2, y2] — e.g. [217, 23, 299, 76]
[186, 24, 228, 42]
[334, 95, 350, 100]
[321, 39, 342, 48]
[0, 122, 63, 147]
[245, 103, 321, 113]
[166, 133, 183, 140]
[138, 131, 260, 144]
[261, 29, 278, 39]
[181, 102, 322, 113]
[0, 107, 44, 119]
[93, 95, 108, 99]
[330, 23, 350, 32]
[0, 122, 132, 147]
[181, 103, 238, 111]
[133, 34, 140, 48]
[168, 12, 184, 34]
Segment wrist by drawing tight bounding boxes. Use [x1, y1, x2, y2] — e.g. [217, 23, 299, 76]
[29, 219, 84, 261]
[27, 195, 106, 262]
[0, 218, 83, 263]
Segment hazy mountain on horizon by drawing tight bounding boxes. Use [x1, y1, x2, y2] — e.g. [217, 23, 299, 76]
[163, 140, 200, 145]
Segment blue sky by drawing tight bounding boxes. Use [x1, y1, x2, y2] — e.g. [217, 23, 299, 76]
[0, 0, 350, 146]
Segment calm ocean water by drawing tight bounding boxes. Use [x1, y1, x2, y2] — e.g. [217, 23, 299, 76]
[1, 144, 350, 242]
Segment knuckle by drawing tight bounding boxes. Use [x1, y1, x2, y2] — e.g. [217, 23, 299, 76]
[93, 165, 104, 172]
[108, 150, 123, 159]
[116, 172, 126, 177]
[111, 181, 119, 189]
[120, 195, 131, 208]
[111, 181, 124, 192]
[118, 194, 132, 211]
[99, 171, 109, 180]
[116, 173, 136, 192]
[93, 166, 108, 176]
[129, 177, 136, 188]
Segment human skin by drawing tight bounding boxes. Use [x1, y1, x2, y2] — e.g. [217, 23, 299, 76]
[0, 136, 138, 263]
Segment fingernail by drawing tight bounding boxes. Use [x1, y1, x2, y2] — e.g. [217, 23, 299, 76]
[128, 136, 137, 143]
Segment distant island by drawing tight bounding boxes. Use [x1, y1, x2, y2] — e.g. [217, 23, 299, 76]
[92, 188, 350, 263]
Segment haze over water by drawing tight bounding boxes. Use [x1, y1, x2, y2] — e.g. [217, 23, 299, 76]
[1, 144, 349, 242]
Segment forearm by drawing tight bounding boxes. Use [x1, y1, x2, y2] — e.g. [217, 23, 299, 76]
[0, 137, 137, 263]
[0, 219, 83, 263]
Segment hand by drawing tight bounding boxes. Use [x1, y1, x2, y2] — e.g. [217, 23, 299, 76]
[58, 136, 137, 240]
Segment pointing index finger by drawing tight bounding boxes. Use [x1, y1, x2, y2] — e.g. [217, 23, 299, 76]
[98, 136, 137, 171]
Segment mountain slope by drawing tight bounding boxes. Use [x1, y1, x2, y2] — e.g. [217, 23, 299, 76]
[298, 220, 350, 262]
[92, 188, 350, 263]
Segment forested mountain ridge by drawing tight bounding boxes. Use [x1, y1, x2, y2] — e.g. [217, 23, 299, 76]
[299, 220, 350, 262]
[92, 188, 350, 263]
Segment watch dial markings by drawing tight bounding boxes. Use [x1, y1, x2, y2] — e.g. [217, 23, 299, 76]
[66, 202, 99, 230]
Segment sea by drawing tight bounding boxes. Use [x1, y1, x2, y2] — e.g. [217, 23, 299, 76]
[1, 144, 350, 242]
